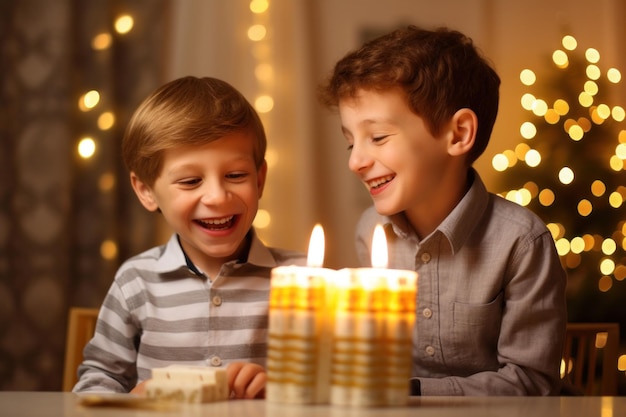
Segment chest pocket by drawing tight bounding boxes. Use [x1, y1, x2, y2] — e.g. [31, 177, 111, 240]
[449, 292, 503, 373]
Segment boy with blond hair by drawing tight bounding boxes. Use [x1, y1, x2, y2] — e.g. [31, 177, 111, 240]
[74, 76, 305, 398]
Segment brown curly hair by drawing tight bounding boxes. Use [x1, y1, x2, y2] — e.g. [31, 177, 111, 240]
[318, 25, 500, 164]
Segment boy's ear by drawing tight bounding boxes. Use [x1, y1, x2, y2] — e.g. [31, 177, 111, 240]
[130, 172, 160, 212]
[256, 160, 268, 199]
[447, 108, 477, 157]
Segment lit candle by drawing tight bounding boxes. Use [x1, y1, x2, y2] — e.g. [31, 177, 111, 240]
[266, 224, 334, 404]
[331, 225, 418, 407]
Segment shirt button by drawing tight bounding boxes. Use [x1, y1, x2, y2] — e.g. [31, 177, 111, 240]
[422, 308, 433, 319]
[420, 252, 431, 263]
[425, 346, 435, 356]
[210, 356, 222, 366]
[212, 295, 222, 306]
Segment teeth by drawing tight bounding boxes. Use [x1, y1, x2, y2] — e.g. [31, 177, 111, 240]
[198, 215, 234, 226]
[368, 175, 394, 189]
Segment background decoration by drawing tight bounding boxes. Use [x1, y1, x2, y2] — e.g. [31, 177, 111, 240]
[492, 34, 626, 346]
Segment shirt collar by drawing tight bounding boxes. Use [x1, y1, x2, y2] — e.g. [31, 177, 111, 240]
[153, 228, 278, 275]
[381, 169, 489, 254]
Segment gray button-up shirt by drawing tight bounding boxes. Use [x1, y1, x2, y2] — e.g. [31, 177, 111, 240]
[355, 170, 567, 395]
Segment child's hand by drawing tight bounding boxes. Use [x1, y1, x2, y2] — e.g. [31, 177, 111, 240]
[130, 379, 149, 395]
[226, 362, 267, 399]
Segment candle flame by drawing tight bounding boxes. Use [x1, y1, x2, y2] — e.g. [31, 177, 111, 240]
[307, 223, 325, 267]
[371, 224, 388, 268]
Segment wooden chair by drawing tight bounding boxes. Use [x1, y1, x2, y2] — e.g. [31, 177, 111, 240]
[561, 322, 619, 395]
[62, 307, 99, 391]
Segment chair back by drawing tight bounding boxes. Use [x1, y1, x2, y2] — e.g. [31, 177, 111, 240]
[562, 322, 619, 395]
[63, 307, 99, 391]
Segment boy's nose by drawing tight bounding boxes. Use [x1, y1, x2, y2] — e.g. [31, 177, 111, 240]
[200, 182, 229, 205]
[348, 145, 373, 173]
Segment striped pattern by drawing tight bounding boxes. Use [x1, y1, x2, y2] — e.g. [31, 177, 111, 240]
[73, 231, 306, 393]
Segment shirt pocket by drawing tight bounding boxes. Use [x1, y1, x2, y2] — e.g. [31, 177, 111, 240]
[450, 292, 503, 372]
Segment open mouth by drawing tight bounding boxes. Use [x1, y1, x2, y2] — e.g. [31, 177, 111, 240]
[367, 174, 395, 190]
[195, 215, 236, 231]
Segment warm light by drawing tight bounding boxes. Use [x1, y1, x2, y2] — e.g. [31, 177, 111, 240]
[577, 199, 592, 216]
[97, 111, 115, 130]
[599, 276, 612, 292]
[255, 95, 274, 113]
[559, 167, 574, 184]
[552, 50, 569, 68]
[492, 153, 508, 171]
[597, 104, 611, 120]
[546, 223, 562, 240]
[609, 191, 623, 208]
[584, 80, 598, 95]
[585, 48, 600, 63]
[371, 224, 388, 268]
[531, 99, 548, 116]
[616, 143, 626, 159]
[92, 33, 112, 50]
[618, 355, 626, 371]
[591, 180, 606, 197]
[578, 92, 593, 107]
[98, 172, 115, 192]
[555, 238, 570, 256]
[114, 15, 134, 34]
[255, 63, 274, 82]
[520, 69, 536, 85]
[265, 148, 278, 168]
[568, 124, 584, 141]
[591, 107, 606, 125]
[602, 239, 617, 255]
[612, 106, 625, 122]
[253, 209, 271, 229]
[525, 149, 541, 167]
[250, 0, 269, 13]
[80, 90, 100, 111]
[544, 109, 560, 124]
[521, 93, 536, 110]
[307, 224, 325, 268]
[570, 237, 585, 254]
[520, 122, 537, 139]
[78, 137, 96, 158]
[248, 24, 267, 41]
[539, 189, 555, 206]
[607, 68, 622, 83]
[554, 99, 569, 115]
[562, 35, 577, 50]
[515, 143, 531, 160]
[600, 258, 615, 275]
[609, 156, 624, 172]
[578, 117, 592, 132]
[504, 150, 517, 167]
[100, 239, 118, 260]
[586, 64, 601, 80]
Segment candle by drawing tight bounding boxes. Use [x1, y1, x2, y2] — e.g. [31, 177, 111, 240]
[330, 225, 417, 407]
[266, 224, 334, 404]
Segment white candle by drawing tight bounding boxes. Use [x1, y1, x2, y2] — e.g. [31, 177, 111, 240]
[266, 224, 334, 405]
[331, 224, 417, 407]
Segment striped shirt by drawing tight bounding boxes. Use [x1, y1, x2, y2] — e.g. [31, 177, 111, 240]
[73, 230, 306, 393]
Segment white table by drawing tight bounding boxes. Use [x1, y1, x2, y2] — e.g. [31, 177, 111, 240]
[1, 392, 625, 417]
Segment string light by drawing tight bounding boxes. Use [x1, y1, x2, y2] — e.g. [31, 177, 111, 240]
[493, 33, 626, 307]
[249, 0, 274, 232]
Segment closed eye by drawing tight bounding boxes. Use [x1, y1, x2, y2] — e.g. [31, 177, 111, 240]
[177, 178, 201, 187]
[226, 172, 249, 181]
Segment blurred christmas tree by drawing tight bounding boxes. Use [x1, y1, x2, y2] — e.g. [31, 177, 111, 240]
[492, 35, 626, 326]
